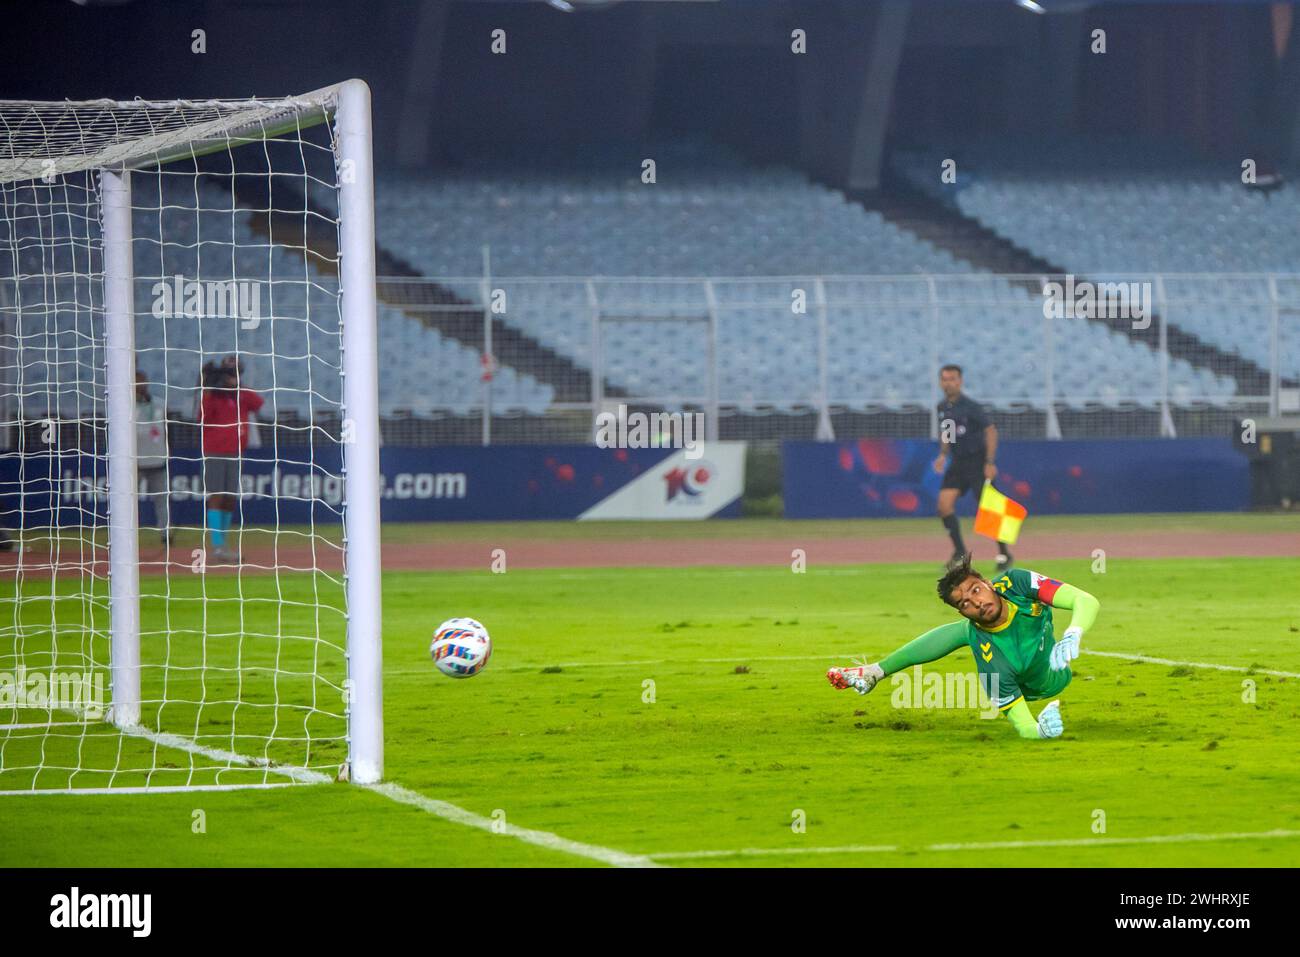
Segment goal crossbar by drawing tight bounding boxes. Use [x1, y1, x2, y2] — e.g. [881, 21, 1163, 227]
[0, 85, 343, 185]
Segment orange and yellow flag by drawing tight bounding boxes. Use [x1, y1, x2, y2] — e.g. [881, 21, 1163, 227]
[973, 481, 1027, 544]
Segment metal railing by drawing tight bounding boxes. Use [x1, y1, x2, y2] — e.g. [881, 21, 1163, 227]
[373, 271, 1297, 445]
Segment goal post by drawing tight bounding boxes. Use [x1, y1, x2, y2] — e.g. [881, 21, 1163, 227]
[0, 79, 382, 791]
[336, 80, 384, 786]
[102, 165, 142, 731]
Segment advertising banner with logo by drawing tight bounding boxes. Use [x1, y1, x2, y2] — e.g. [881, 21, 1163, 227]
[783, 438, 1247, 518]
[578, 443, 746, 520]
[1, 442, 747, 527]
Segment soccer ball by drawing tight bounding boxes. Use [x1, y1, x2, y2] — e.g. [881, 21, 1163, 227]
[430, 617, 493, 678]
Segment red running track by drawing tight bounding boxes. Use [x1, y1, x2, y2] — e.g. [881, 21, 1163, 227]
[2, 530, 1296, 577]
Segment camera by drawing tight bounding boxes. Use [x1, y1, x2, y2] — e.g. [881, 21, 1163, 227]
[201, 358, 238, 391]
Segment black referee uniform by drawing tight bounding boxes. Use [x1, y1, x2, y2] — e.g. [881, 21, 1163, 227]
[937, 393, 1011, 565]
[938, 393, 989, 495]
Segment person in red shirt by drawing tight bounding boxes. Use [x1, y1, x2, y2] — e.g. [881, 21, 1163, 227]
[199, 356, 263, 563]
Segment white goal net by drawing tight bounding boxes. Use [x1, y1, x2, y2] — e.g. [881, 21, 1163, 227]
[0, 81, 383, 793]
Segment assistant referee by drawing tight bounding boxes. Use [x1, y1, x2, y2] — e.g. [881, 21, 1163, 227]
[932, 364, 1012, 571]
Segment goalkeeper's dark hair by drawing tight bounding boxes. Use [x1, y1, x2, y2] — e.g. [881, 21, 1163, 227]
[937, 552, 983, 607]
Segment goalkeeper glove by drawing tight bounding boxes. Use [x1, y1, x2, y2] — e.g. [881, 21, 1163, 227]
[1049, 626, 1082, 671]
[1036, 700, 1064, 739]
[827, 662, 885, 695]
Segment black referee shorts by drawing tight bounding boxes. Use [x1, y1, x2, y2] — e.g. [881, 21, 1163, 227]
[940, 458, 986, 497]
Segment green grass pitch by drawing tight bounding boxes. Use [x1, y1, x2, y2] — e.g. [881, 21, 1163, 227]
[2, 534, 1298, 866]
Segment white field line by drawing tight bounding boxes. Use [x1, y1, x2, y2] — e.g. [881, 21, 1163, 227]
[27, 646, 1294, 683]
[390, 648, 1300, 678]
[5, 722, 665, 867]
[1, 706, 333, 789]
[60, 648, 1299, 683]
[0, 782, 301, 796]
[1085, 650, 1300, 679]
[649, 829, 1300, 861]
[538, 569, 872, 579]
[363, 781, 664, 868]
[119, 724, 333, 785]
[5, 723, 653, 870]
[925, 829, 1300, 851]
[652, 844, 899, 860]
[405, 653, 852, 675]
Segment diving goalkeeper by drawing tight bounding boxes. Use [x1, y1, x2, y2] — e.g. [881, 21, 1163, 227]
[827, 555, 1100, 740]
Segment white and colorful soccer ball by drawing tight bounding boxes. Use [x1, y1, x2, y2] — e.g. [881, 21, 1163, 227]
[430, 617, 492, 678]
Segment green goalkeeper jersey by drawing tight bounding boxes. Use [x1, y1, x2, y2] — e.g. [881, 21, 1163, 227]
[967, 568, 1072, 711]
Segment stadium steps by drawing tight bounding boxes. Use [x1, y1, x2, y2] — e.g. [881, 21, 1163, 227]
[215, 174, 616, 405]
[857, 175, 1280, 396]
[368, 257, 626, 405]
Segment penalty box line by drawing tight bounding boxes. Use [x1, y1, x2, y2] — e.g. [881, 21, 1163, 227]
[0, 782, 303, 796]
[649, 828, 1300, 862]
[0, 706, 336, 796]
[1, 728, 659, 871]
[362, 781, 665, 868]
[119, 724, 334, 785]
[1, 737, 662, 873]
[390, 649, 1300, 679]
[0, 724, 335, 796]
[1083, 650, 1299, 679]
